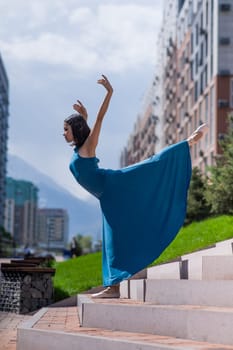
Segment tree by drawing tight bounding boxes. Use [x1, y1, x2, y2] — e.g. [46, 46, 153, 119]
[75, 234, 93, 254]
[205, 114, 233, 215]
[70, 236, 82, 257]
[0, 226, 14, 257]
[185, 167, 211, 224]
[79, 235, 93, 253]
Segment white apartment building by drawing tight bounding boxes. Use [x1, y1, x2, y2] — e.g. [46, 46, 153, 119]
[121, 0, 233, 172]
[173, 0, 233, 170]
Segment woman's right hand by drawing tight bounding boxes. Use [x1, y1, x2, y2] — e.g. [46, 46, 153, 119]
[73, 100, 88, 120]
[97, 74, 113, 94]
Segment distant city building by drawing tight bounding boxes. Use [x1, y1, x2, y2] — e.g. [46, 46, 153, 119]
[0, 54, 9, 228]
[4, 177, 38, 246]
[121, 0, 233, 173]
[120, 96, 159, 167]
[37, 208, 69, 252]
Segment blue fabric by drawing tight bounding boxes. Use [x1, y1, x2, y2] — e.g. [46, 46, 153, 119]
[69, 141, 192, 286]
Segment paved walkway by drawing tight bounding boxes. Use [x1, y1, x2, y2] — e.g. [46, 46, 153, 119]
[0, 312, 31, 350]
[3, 302, 233, 350]
[13, 302, 233, 350]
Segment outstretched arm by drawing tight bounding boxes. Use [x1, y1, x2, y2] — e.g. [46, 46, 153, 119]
[79, 74, 113, 157]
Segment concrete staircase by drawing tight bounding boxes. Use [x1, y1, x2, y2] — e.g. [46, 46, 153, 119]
[17, 238, 233, 349]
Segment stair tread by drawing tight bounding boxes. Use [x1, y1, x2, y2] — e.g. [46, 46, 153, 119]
[81, 294, 233, 312]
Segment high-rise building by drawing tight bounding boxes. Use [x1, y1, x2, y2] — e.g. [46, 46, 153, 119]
[4, 178, 38, 246]
[121, 0, 233, 173]
[0, 54, 9, 228]
[175, 0, 233, 171]
[158, 0, 178, 149]
[37, 208, 69, 252]
[120, 0, 177, 166]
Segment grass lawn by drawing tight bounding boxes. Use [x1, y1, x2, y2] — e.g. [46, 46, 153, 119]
[53, 251, 102, 301]
[153, 215, 233, 265]
[53, 215, 233, 301]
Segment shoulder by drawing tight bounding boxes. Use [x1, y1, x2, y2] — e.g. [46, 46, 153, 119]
[78, 139, 96, 158]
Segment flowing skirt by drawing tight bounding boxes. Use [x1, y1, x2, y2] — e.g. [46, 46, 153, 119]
[69, 141, 192, 286]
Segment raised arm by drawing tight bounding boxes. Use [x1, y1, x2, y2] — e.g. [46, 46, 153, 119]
[79, 75, 113, 157]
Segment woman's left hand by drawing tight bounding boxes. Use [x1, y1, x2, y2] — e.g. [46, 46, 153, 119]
[73, 100, 88, 120]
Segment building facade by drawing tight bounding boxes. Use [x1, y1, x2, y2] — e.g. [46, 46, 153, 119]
[175, 0, 233, 171]
[120, 0, 178, 166]
[4, 178, 38, 246]
[120, 90, 159, 167]
[121, 0, 233, 172]
[37, 208, 69, 252]
[0, 54, 9, 228]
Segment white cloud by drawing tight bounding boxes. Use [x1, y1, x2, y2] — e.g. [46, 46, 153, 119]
[69, 7, 93, 24]
[0, 3, 162, 74]
[2, 1, 164, 201]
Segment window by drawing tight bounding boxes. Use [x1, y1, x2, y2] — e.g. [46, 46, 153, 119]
[220, 4, 231, 12]
[200, 12, 204, 32]
[200, 72, 204, 95]
[210, 86, 214, 145]
[230, 78, 233, 108]
[191, 32, 194, 54]
[190, 60, 194, 81]
[200, 43, 204, 66]
[195, 52, 199, 74]
[219, 37, 231, 45]
[210, 53, 213, 78]
[195, 23, 199, 46]
[204, 64, 208, 87]
[199, 100, 203, 124]
[206, 1, 209, 26]
[205, 32, 208, 56]
[194, 80, 198, 102]
[205, 93, 209, 124]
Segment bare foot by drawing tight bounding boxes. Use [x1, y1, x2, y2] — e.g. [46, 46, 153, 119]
[91, 284, 120, 299]
[187, 123, 208, 146]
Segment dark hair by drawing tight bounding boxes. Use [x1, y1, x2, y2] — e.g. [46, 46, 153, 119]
[64, 113, 91, 148]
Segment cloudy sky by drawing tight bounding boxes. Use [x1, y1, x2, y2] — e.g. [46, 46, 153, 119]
[0, 0, 164, 200]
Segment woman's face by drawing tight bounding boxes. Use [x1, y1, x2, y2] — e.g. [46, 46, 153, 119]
[63, 122, 74, 143]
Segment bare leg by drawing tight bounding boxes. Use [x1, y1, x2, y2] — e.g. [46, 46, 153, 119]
[187, 123, 208, 146]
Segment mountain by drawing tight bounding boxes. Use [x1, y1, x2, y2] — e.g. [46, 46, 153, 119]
[7, 154, 101, 242]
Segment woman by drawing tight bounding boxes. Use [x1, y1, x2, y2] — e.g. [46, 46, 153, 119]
[63, 75, 208, 298]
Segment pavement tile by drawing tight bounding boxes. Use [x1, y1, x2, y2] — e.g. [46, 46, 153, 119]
[0, 312, 31, 350]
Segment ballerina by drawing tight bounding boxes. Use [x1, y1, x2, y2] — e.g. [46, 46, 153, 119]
[63, 74, 208, 298]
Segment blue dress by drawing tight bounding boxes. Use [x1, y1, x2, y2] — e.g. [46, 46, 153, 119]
[69, 141, 192, 286]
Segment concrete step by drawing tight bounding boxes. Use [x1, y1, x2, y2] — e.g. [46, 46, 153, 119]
[147, 260, 184, 280]
[121, 266, 233, 302]
[182, 244, 233, 280]
[144, 245, 233, 282]
[145, 279, 233, 307]
[78, 294, 233, 346]
[17, 305, 233, 350]
[202, 256, 233, 280]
